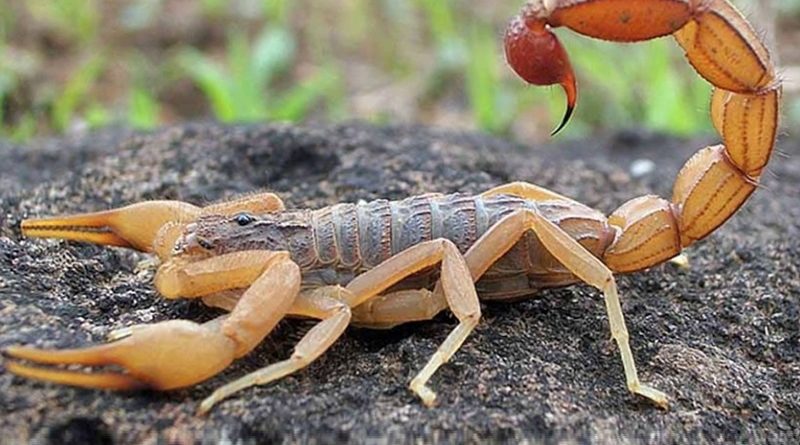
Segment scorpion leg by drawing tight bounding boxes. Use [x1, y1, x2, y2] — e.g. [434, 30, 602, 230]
[200, 192, 285, 216]
[345, 239, 481, 406]
[482, 181, 575, 203]
[197, 285, 352, 414]
[200, 290, 243, 311]
[5, 251, 301, 394]
[462, 208, 668, 408]
[351, 289, 448, 329]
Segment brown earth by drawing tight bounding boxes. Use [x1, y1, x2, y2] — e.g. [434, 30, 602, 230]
[0, 122, 798, 444]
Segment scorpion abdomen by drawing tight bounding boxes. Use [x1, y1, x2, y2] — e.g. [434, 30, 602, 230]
[305, 193, 612, 295]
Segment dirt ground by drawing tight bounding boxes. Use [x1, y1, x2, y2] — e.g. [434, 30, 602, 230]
[0, 122, 798, 444]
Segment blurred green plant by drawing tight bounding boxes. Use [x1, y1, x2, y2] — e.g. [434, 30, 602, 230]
[465, 25, 515, 134]
[0, 0, 796, 141]
[417, 0, 465, 69]
[26, 0, 99, 45]
[561, 35, 711, 136]
[52, 55, 106, 131]
[178, 26, 340, 123]
[128, 87, 160, 130]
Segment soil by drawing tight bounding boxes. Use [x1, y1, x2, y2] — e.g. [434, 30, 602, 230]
[0, 122, 798, 444]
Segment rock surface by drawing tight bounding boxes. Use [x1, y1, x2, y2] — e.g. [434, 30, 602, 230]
[0, 123, 798, 444]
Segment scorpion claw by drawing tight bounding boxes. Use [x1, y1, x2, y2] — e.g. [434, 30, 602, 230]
[4, 320, 237, 391]
[4, 360, 146, 390]
[21, 201, 200, 252]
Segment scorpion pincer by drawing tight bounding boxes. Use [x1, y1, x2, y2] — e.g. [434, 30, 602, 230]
[5, 0, 780, 415]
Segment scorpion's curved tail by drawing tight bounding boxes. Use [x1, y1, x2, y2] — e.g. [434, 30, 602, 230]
[505, 0, 780, 273]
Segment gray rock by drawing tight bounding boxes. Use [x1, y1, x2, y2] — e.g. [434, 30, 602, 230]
[1, 122, 798, 444]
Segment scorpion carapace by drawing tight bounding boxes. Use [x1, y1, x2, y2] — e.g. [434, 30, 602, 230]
[4, 0, 779, 415]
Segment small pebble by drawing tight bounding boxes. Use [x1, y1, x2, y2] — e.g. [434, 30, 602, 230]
[630, 159, 655, 178]
[669, 253, 690, 270]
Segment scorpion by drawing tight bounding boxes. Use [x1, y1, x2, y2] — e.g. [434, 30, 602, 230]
[4, 0, 780, 415]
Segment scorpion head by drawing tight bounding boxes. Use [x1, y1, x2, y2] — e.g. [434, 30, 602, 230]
[173, 211, 298, 258]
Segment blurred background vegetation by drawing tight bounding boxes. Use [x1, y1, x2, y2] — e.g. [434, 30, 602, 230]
[0, 0, 798, 143]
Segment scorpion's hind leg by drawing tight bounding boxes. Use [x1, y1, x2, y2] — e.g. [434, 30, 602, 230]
[198, 285, 352, 415]
[351, 289, 448, 329]
[463, 208, 668, 408]
[5, 251, 301, 398]
[344, 239, 481, 406]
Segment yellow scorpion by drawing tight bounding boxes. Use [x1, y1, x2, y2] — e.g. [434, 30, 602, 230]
[5, 0, 780, 415]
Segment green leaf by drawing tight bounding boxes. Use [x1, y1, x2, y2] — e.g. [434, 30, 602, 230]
[252, 27, 295, 88]
[129, 88, 160, 129]
[84, 102, 110, 128]
[466, 26, 500, 133]
[178, 49, 236, 121]
[52, 55, 105, 131]
[269, 68, 339, 121]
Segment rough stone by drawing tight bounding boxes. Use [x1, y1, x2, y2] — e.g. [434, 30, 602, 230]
[0, 123, 798, 444]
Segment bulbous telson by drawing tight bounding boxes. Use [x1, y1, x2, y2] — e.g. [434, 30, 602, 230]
[504, 14, 577, 135]
[504, 16, 566, 87]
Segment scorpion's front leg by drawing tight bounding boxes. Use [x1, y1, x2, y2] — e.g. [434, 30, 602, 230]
[5, 250, 301, 394]
[198, 285, 352, 414]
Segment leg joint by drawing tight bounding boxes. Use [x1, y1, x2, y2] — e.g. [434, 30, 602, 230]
[462, 309, 481, 325]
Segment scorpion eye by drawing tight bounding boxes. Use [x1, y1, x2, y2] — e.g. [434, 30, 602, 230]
[234, 212, 256, 226]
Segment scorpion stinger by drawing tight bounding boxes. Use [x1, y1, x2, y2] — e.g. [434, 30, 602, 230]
[504, 3, 578, 135]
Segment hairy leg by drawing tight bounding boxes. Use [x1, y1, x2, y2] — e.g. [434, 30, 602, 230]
[197, 285, 352, 414]
[462, 208, 667, 407]
[344, 239, 481, 406]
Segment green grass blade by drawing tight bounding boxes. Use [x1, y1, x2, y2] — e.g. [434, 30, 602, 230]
[129, 87, 160, 129]
[52, 54, 105, 131]
[251, 27, 295, 89]
[178, 49, 236, 121]
[269, 67, 339, 121]
[466, 26, 502, 134]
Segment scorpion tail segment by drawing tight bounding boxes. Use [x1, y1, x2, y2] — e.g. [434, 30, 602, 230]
[601, 0, 781, 274]
[505, 12, 577, 136]
[545, 0, 694, 42]
[4, 320, 237, 391]
[21, 201, 201, 252]
[674, 0, 774, 93]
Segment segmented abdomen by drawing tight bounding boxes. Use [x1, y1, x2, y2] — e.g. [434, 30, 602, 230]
[310, 192, 604, 265]
[311, 194, 491, 270]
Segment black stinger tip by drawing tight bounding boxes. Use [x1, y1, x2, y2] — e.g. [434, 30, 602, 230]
[551, 103, 574, 137]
